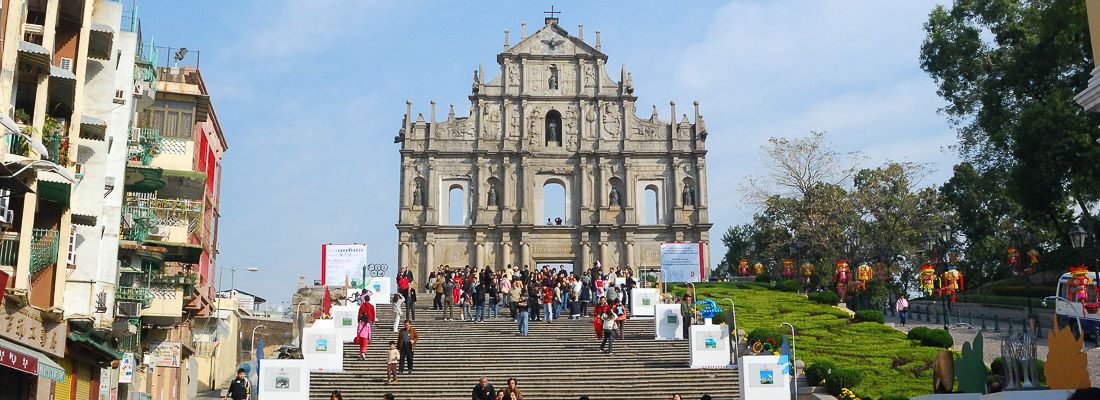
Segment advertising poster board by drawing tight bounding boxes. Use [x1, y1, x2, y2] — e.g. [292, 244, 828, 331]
[301, 321, 343, 372]
[660, 242, 704, 283]
[631, 288, 659, 318]
[118, 353, 134, 384]
[739, 355, 791, 399]
[330, 305, 359, 342]
[689, 324, 730, 368]
[258, 359, 310, 400]
[149, 342, 181, 368]
[654, 303, 683, 340]
[321, 244, 367, 286]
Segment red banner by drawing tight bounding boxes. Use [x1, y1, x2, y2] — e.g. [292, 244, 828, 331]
[0, 344, 39, 375]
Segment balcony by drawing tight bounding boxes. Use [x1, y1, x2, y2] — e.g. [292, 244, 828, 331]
[115, 286, 152, 307]
[28, 228, 58, 276]
[0, 232, 18, 267]
[127, 127, 161, 166]
[121, 204, 159, 244]
[143, 285, 184, 319]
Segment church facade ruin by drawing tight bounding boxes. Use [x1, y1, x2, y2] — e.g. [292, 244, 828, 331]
[394, 16, 712, 280]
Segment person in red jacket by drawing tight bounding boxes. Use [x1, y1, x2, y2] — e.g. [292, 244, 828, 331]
[541, 286, 554, 323]
[356, 295, 376, 359]
[592, 297, 609, 339]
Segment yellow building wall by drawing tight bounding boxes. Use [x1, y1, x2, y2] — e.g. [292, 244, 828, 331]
[195, 299, 242, 390]
[151, 140, 195, 172]
[144, 286, 184, 318]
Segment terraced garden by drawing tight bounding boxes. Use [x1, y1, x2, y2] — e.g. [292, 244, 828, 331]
[668, 282, 941, 398]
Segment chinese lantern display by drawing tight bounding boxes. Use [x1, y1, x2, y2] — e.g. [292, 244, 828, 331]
[738, 259, 750, 276]
[919, 263, 937, 296]
[1007, 245, 1019, 267]
[852, 263, 873, 291]
[1069, 266, 1095, 303]
[834, 260, 851, 297]
[782, 259, 795, 279]
[753, 262, 765, 276]
[941, 265, 964, 302]
[800, 262, 815, 286]
[1026, 249, 1040, 275]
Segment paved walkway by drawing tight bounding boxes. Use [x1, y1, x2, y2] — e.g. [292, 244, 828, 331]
[883, 313, 1100, 384]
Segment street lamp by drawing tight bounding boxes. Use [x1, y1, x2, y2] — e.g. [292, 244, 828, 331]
[940, 224, 952, 245]
[212, 266, 260, 388]
[0, 159, 76, 183]
[780, 322, 798, 400]
[1070, 224, 1088, 250]
[0, 114, 50, 157]
[250, 325, 267, 373]
[922, 234, 935, 255]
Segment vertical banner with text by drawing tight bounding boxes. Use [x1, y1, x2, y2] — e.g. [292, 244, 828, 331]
[321, 244, 368, 287]
[660, 242, 704, 283]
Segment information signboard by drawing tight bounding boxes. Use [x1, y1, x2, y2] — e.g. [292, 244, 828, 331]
[660, 242, 704, 283]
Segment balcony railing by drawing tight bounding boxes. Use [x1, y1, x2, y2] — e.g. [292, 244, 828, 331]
[128, 127, 161, 166]
[0, 232, 18, 267]
[29, 228, 58, 276]
[116, 286, 152, 307]
[150, 272, 196, 288]
[121, 204, 159, 243]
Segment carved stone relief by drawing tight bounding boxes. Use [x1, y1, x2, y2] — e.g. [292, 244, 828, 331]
[602, 103, 620, 138]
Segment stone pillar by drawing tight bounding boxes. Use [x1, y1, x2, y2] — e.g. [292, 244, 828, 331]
[501, 241, 512, 268]
[521, 242, 531, 268]
[398, 242, 409, 269]
[425, 242, 435, 278]
[701, 240, 711, 280]
[580, 241, 591, 272]
[475, 242, 485, 268]
[599, 242, 609, 274]
[626, 241, 636, 268]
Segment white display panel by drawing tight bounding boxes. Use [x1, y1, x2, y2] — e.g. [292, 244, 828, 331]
[654, 303, 683, 340]
[689, 324, 730, 368]
[330, 305, 359, 343]
[631, 288, 659, 318]
[321, 243, 367, 286]
[739, 355, 791, 400]
[258, 359, 310, 400]
[301, 320, 343, 372]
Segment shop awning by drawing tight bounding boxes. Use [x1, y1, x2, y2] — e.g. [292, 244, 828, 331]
[68, 331, 123, 361]
[0, 162, 34, 194]
[37, 179, 70, 207]
[158, 169, 206, 200]
[87, 23, 114, 60]
[124, 165, 165, 193]
[79, 114, 107, 141]
[48, 66, 76, 107]
[71, 213, 96, 227]
[0, 337, 65, 382]
[17, 41, 50, 69]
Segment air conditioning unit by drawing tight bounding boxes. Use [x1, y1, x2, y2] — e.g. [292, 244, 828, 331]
[117, 301, 142, 318]
[147, 225, 167, 239]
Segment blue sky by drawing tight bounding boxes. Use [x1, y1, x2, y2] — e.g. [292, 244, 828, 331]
[138, 0, 955, 308]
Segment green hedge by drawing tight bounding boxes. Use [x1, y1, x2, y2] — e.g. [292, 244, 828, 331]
[991, 357, 1046, 384]
[805, 359, 836, 386]
[906, 327, 953, 348]
[755, 274, 773, 283]
[880, 395, 910, 400]
[776, 279, 801, 292]
[809, 291, 840, 305]
[825, 368, 864, 395]
[747, 327, 783, 347]
[854, 310, 885, 324]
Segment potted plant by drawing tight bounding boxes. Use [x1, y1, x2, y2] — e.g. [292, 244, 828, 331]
[14, 109, 29, 125]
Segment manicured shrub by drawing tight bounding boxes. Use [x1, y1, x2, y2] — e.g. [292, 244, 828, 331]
[825, 368, 864, 395]
[854, 310, 885, 324]
[990, 357, 1046, 384]
[747, 327, 783, 348]
[804, 359, 836, 386]
[776, 279, 801, 292]
[755, 274, 772, 283]
[809, 291, 840, 305]
[920, 329, 954, 348]
[906, 326, 931, 342]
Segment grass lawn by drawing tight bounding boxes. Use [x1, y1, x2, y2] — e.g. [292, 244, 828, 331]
[667, 282, 940, 399]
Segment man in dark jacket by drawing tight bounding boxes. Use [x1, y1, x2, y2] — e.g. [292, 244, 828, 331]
[471, 377, 495, 400]
[397, 320, 419, 373]
[224, 368, 250, 400]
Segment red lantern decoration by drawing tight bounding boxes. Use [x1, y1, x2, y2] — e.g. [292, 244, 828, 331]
[919, 264, 937, 296]
[782, 259, 795, 279]
[738, 259, 750, 277]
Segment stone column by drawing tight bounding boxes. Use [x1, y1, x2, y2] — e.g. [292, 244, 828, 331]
[599, 242, 609, 274]
[399, 242, 409, 269]
[701, 239, 711, 280]
[425, 242, 435, 277]
[521, 242, 531, 268]
[626, 241, 636, 268]
[501, 241, 512, 268]
[475, 242, 485, 268]
[580, 241, 591, 272]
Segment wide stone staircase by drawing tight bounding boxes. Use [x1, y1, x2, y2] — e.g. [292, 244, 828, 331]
[309, 304, 740, 399]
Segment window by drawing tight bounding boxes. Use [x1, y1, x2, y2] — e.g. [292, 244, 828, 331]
[141, 100, 195, 138]
[448, 185, 465, 225]
[644, 185, 659, 225]
[542, 181, 566, 225]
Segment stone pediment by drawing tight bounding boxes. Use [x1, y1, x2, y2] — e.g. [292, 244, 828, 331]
[506, 23, 605, 59]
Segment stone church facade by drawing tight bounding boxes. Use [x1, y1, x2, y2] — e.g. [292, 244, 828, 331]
[394, 16, 712, 281]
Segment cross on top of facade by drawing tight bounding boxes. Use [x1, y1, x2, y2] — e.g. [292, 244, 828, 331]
[544, 6, 561, 19]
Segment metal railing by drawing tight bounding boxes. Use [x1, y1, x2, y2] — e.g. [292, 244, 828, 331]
[29, 228, 58, 276]
[121, 204, 159, 243]
[0, 232, 18, 266]
[116, 286, 152, 306]
[128, 127, 161, 166]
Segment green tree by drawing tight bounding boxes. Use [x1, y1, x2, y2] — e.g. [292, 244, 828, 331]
[920, 0, 1100, 248]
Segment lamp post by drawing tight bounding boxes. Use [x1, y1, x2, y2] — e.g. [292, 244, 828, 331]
[250, 325, 267, 373]
[724, 297, 738, 364]
[294, 301, 308, 349]
[781, 322, 797, 400]
[844, 230, 860, 306]
[938, 225, 952, 330]
[212, 266, 259, 389]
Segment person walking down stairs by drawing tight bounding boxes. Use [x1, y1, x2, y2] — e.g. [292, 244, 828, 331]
[516, 295, 529, 336]
[390, 293, 404, 332]
[385, 341, 399, 384]
[397, 320, 419, 374]
[356, 295, 376, 360]
[443, 276, 456, 321]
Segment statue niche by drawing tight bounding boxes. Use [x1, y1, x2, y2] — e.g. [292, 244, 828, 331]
[545, 110, 563, 146]
[548, 65, 559, 90]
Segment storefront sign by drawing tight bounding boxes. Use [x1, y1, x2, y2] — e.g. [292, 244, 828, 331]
[118, 353, 134, 383]
[149, 342, 181, 368]
[0, 344, 38, 374]
[0, 305, 66, 357]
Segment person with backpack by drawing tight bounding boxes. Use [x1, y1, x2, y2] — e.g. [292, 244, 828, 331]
[598, 309, 618, 354]
[613, 300, 628, 339]
[224, 368, 251, 400]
